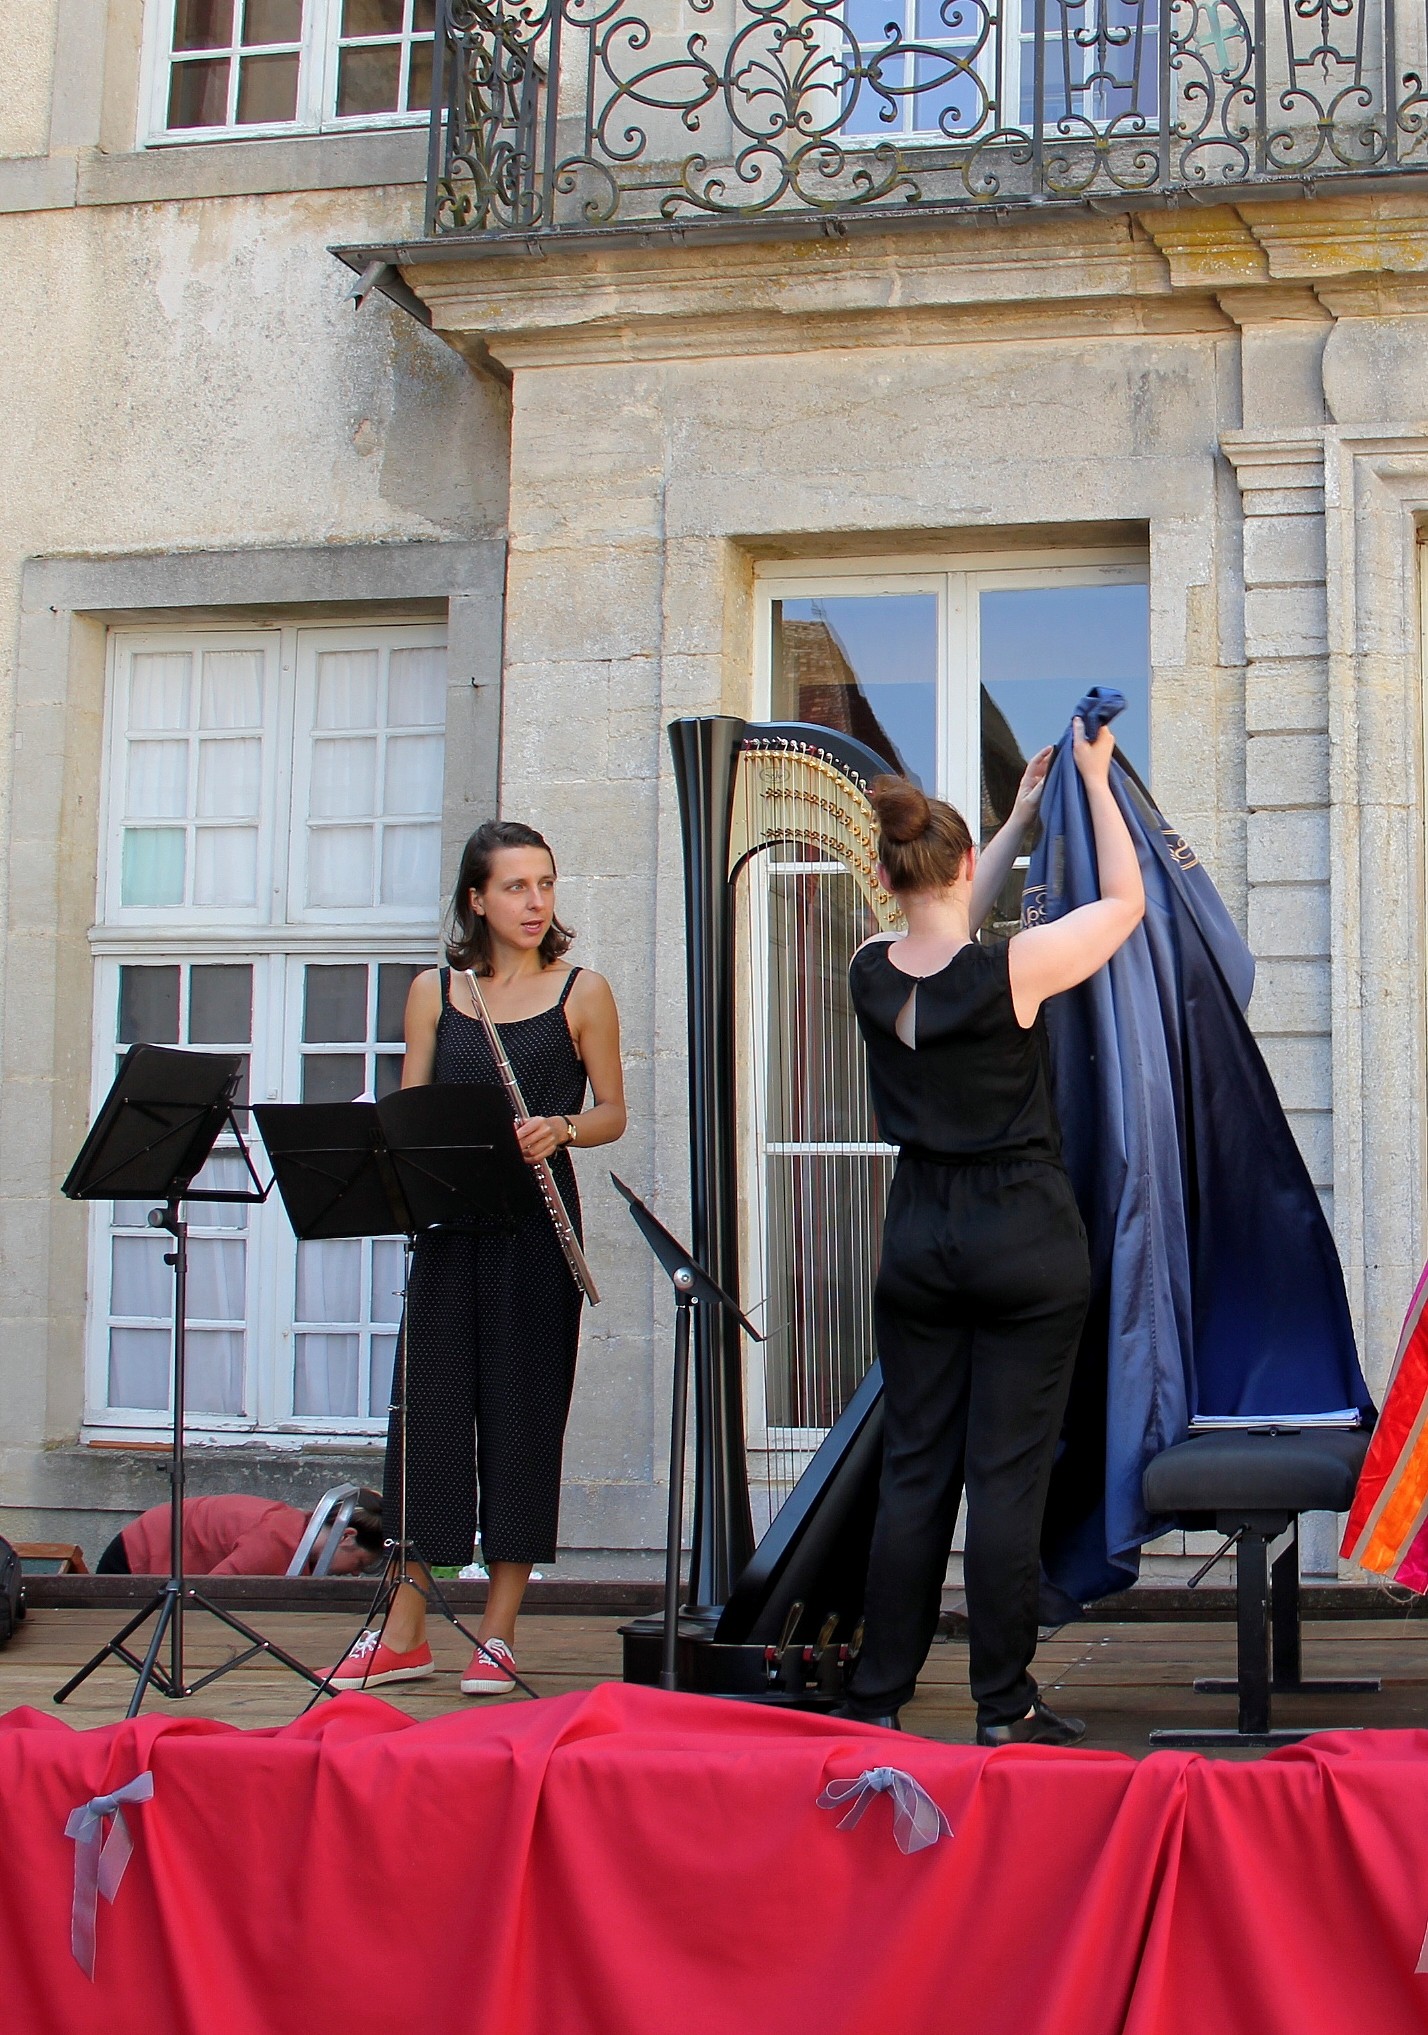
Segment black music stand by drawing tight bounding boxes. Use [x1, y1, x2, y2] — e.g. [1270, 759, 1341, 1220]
[55, 1045, 325, 1716]
[255, 1085, 542, 1702]
[611, 1175, 763, 1691]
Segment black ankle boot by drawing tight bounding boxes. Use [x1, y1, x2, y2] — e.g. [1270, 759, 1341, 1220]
[832, 1702, 902, 1730]
[976, 1701, 1085, 1748]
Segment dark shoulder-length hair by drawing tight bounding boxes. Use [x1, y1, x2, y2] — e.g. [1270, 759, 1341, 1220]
[444, 819, 575, 975]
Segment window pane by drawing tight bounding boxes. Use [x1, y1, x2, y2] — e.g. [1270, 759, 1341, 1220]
[405, 37, 432, 109]
[173, 0, 234, 50]
[771, 595, 938, 787]
[295, 1335, 360, 1417]
[311, 737, 378, 819]
[126, 740, 189, 820]
[376, 962, 421, 1041]
[388, 646, 445, 726]
[119, 964, 180, 1045]
[129, 653, 191, 733]
[380, 824, 441, 907]
[979, 583, 1150, 853]
[200, 649, 264, 730]
[343, 0, 404, 29]
[112, 1235, 171, 1317]
[303, 964, 368, 1042]
[297, 1238, 362, 1322]
[109, 1328, 170, 1410]
[316, 651, 379, 730]
[302, 1054, 367, 1103]
[190, 964, 253, 1044]
[337, 42, 402, 114]
[371, 1239, 404, 1323]
[236, 50, 300, 121]
[369, 1334, 398, 1417]
[374, 1051, 403, 1098]
[245, 0, 304, 40]
[168, 56, 231, 126]
[308, 826, 374, 907]
[197, 737, 261, 818]
[122, 828, 186, 907]
[187, 1330, 244, 1416]
[188, 1238, 247, 1320]
[186, 1148, 249, 1226]
[414, 0, 436, 26]
[383, 734, 442, 815]
[194, 827, 258, 907]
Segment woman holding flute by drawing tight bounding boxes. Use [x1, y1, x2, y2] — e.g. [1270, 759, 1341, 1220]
[327, 819, 627, 1695]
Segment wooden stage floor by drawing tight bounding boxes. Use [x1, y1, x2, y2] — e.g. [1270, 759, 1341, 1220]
[3, 1606, 1428, 1755]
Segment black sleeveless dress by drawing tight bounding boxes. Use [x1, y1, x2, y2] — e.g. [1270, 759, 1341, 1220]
[844, 936, 1091, 1729]
[383, 966, 588, 1567]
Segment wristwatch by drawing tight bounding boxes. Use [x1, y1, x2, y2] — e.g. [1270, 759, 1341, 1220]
[562, 1115, 579, 1146]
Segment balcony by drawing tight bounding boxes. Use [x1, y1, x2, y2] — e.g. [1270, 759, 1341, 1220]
[421, 0, 1428, 244]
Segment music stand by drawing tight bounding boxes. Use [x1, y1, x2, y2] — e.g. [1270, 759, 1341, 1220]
[256, 1084, 543, 1702]
[610, 1175, 763, 1691]
[55, 1045, 326, 1715]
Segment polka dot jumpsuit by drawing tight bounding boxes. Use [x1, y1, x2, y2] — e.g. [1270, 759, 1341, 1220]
[384, 966, 587, 1567]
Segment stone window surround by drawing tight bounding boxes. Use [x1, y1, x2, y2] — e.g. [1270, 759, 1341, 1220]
[2, 539, 502, 1515]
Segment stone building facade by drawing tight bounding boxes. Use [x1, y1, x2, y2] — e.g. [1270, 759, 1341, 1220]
[2, 1, 1427, 1577]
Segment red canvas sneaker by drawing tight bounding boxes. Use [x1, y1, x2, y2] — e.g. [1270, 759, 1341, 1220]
[460, 1636, 517, 1696]
[324, 1629, 434, 1691]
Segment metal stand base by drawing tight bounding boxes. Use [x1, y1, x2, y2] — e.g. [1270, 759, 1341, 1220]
[1148, 1724, 1344, 1748]
[54, 1578, 326, 1718]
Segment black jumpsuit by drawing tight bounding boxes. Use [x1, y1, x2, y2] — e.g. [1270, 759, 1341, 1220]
[384, 966, 587, 1568]
[846, 936, 1090, 1728]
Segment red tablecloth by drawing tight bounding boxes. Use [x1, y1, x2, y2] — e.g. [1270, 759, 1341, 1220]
[2, 1683, 1426, 2035]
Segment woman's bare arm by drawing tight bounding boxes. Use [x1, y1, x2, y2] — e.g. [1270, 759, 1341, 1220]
[1007, 720, 1145, 1027]
[514, 969, 627, 1163]
[400, 968, 443, 1087]
[969, 744, 1053, 931]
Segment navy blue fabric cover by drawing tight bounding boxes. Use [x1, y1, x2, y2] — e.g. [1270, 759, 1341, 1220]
[1023, 688, 1372, 1601]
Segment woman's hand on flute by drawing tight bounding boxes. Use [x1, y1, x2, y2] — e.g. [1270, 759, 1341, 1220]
[516, 1116, 569, 1163]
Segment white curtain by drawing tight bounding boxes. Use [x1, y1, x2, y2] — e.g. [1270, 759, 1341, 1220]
[297, 1239, 362, 1324]
[129, 652, 191, 732]
[187, 1238, 247, 1322]
[315, 650, 379, 730]
[382, 733, 442, 816]
[126, 738, 188, 819]
[197, 735, 261, 818]
[188, 1330, 244, 1417]
[108, 1328, 170, 1411]
[295, 1334, 360, 1417]
[111, 1236, 170, 1317]
[308, 825, 374, 908]
[387, 646, 444, 727]
[380, 823, 441, 907]
[200, 649, 264, 731]
[311, 735, 378, 819]
[370, 1239, 403, 1325]
[368, 1334, 398, 1419]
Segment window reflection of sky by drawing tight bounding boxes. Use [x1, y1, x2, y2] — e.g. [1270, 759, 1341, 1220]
[980, 584, 1150, 780]
[775, 596, 938, 786]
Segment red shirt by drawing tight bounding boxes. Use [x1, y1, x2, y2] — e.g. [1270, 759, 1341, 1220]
[120, 1496, 310, 1576]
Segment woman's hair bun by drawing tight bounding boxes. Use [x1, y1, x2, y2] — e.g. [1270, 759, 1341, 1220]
[869, 775, 931, 845]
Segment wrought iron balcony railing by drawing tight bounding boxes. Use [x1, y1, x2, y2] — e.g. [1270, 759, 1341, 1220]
[424, 0, 1428, 238]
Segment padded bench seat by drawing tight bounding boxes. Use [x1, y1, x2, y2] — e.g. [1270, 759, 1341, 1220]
[1142, 1425, 1374, 1746]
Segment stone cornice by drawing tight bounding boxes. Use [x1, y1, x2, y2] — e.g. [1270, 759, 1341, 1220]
[380, 187, 1428, 371]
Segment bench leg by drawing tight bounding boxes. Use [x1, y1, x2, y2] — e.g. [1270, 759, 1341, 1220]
[1152, 1530, 1315, 1746]
[1195, 1524, 1380, 1698]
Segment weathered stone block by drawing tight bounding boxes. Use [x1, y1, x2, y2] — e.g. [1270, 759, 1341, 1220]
[1248, 881, 1331, 958]
[1248, 957, 1331, 1033]
[1247, 807, 1330, 884]
[1246, 731, 1329, 808]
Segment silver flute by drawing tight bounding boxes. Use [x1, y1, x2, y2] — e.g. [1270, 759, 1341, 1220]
[463, 969, 600, 1305]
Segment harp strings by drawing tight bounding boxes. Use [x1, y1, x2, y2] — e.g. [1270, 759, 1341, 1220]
[733, 740, 902, 1523]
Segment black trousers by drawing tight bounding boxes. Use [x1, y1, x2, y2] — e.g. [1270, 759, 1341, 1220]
[384, 1213, 584, 1569]
[848, 1157, 1090, 1727]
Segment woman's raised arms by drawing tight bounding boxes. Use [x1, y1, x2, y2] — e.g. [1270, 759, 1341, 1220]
[1007, 719, 1145, 1029]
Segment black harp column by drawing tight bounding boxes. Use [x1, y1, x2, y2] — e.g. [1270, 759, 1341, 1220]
[668, 716, 757, 1612]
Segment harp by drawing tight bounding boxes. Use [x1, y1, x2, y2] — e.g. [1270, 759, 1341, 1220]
[621, 716, 902, 1699]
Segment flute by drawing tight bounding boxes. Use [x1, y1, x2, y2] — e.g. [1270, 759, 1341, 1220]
[463, 969, 601, 1305]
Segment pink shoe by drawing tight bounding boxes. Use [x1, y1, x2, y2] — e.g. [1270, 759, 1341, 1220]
[461, 1636, 517, 1696]
[325, 1629, 434, 1691]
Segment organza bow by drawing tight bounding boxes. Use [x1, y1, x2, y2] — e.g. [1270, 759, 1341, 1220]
[816, 1766, 951, 1854]
[64, 1771, 154, 1976]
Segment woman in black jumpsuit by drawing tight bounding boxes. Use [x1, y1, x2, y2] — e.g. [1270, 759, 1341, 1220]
[843, 719, 1143, 1743]
[327, 820, 626, 1697]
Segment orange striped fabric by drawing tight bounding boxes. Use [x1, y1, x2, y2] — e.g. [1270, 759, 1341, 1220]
[1342, 1263, 1428, 1590]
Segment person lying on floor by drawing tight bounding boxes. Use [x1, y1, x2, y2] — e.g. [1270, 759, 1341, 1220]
[95, 1494, 385, 1577]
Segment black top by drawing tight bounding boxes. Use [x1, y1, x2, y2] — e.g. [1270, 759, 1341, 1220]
[435, 966, 588, 1211]
[847, 937, 1063, 1163]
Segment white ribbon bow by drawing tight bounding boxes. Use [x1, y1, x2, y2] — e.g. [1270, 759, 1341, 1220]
[64, 1771, 154, 1977]
[816, 1765, 952, 1855]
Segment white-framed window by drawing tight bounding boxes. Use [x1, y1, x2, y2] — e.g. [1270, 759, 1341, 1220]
[140, 0, 435, 145]
[87, 621, 447, 1441]
[742, 553, 1151, 1501]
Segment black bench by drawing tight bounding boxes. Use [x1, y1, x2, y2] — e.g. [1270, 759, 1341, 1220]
[1141, 1426, 1379, 1746]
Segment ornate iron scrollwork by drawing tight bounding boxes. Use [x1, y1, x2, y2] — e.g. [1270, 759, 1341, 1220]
[428, 0, 1428, 235]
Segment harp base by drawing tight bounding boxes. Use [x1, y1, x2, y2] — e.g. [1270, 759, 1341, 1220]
[619, 1614, 848, 1709]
